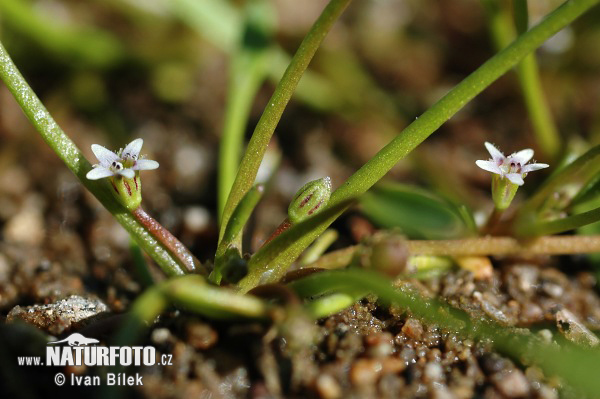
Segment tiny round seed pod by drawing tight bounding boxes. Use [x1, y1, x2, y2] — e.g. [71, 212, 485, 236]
[367, 232, 410, 278]
[288, 177, 332, 224]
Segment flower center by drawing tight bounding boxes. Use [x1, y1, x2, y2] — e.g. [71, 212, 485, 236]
[121, 152, 138, 168]
[498, 159, 522, 176]
[110, 161, 125, 173]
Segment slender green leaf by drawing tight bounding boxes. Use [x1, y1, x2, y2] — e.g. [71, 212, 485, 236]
[360, 182, 473, 239]
[247, 0, 600, 290]
[482, 0, 560, 159]
[515, 144, 600, 235]
[0, 0, 123, 68]
[0, 41, 187, 276]
[218, 0, 274, 222]
[219, 0, 352, 242]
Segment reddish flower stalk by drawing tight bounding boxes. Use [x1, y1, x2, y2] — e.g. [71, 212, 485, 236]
[133, 207, 203, 274]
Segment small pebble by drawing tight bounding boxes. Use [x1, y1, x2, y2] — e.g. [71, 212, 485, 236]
[4, 206, 45, 246]
[6, 295, 108, 335]
[401, 318, 423, 340]
[183, 206, 210, 234]
[365, 332, 394, 358]
[556, 309, 600, 347]
[186, 321, 218, 350]
[424, 362, 444, 383]
[492, 369, 530, 398]
[350, 358, 383, 386]
[315, 374, 341, 399]
[537, 329, 553, 344]
[455, 256, 493, 280]
[0, 253, 11, 282]
[151, 328, 172, 345]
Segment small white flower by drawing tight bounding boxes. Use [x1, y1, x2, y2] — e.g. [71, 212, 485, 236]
[86, 138, 159, 180]
[476, 142, 548, 186]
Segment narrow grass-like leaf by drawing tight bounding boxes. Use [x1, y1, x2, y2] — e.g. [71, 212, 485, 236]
[171, 0, 343, 112]
[163, 275, 269, 319]
[113, 275, 269, 346]
[212, 184, 264, 284]
[219, 0, 352, 242]
[0, 0, 123, 68]
[238, 201, 353, 292]
[129, 239, 155, 288]
[304, 291, 367, 319]
[218, 0, 274, 222]
[519, 206, 600, 236]
[221, 184, 265, 254]
[515, 144, 600, 235]
[246, 0, 600, 288]
[0, 41, 188, 277]
[111, 286, 168, 346]
[299, 229, 339, 266]
[360, 182, 473, 239]
[514, 0, 529, 35]
[482, 0, 560, 159]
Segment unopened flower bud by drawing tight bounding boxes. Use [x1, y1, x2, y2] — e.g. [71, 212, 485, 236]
[288, 177, 332, 224]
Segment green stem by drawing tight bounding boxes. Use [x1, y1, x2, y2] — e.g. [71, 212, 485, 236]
[162, 275, 270, 319]
[112, 286, 168, 346]
[514, 0, 529, 35]
[484, 0, 561, 159]
[304, 291, 367, 319]
[514, 144, 600, 235]
[307, 235, 600, 266]
[518, 54, 560, 158]
[480, 208, 504, 235]
[218, 0, 273, 222]
[0, 40, 188, 277]
[219, 0, 352, 242]
[113, 275, 270, 346]
[299, 229, 338, 266]
[212, 184, 264, 284]
[519, 207, 600, 236]
[0, 0, 123, 68]
[242, 0, 598, 291]
[220, 184, 264, 255]
[129, 238, 155, 288]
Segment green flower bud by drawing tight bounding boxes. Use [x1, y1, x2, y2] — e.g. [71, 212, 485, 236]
[288, 177, 331, 224]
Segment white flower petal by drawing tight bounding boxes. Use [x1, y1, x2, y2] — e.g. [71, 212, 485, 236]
[505, 173, 524, 186]
[511, 149, 534, 164]
[86, 166, 115, 180]
[91, 144, 119, 166]
[476, 160, 502, 175]
[118, 168, 135, 179]
[133, 159, 159, 170]
[122, 138, 144, 159]
[484, 142, 504, 161]
[522, 163, 549, 173]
